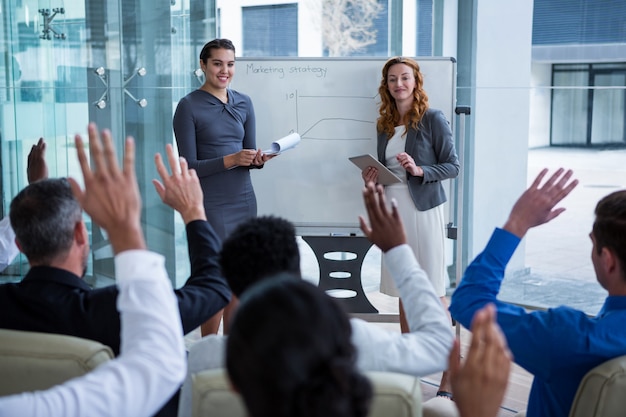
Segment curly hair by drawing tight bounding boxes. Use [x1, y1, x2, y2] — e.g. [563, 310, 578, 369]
[377, 56, 429, 139]
[592, 190, 626, 281]
[219, 216, 301, 297]
[226, 276, 372, 417]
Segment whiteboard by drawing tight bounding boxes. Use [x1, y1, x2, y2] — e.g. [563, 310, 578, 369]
[232, 57, 456, 234]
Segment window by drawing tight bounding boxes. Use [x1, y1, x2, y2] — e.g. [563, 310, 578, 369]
[242, 4, 298, 57]
[551, 63, 626, 147]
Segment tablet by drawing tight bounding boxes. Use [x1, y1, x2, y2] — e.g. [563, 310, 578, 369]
[348, 154, 402, 185]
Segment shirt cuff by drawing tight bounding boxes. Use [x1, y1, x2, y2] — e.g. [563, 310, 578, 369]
[115, 250, 167, 284]
[491, 228, 522, 260]
[383, 244, 418, 285]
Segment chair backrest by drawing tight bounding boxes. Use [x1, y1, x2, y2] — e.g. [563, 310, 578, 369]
[191, 368, 421, 417]
[568, 355, 626, 417]
[0, 328, 114, 396]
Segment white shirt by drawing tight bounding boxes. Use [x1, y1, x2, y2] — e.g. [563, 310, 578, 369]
[177, 244, 454, 417]
[0, 250, 187, 417]
[0, 216, 20, 272]
[385, 126, 407, 180]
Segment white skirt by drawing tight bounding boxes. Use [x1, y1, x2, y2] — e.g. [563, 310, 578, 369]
[380, 183, 448, 297]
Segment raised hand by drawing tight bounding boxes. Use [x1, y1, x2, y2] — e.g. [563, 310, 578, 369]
[358, 182, 407, 252]
[27, 137, 48, 183]
[153, 144, 206, 224]
[449, 304, 512, 417]
[68, 123, 145, 254]
[504, 168, 579, 238]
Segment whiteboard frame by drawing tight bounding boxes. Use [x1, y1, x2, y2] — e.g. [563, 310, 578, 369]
[232, 57, 457, 235]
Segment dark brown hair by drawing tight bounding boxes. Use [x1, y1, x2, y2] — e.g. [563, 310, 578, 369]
[199, 38, 236, 63]
[593, 190, 626, 280]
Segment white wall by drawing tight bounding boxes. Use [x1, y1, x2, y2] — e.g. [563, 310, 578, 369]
[529, 62, 552, 148]
[469, 0, 534, 273]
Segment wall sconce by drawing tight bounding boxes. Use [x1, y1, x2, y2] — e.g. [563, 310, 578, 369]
[92, 67, 108, 110]
[123, 67, 148, 108]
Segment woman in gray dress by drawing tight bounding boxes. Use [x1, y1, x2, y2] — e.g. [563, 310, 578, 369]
[173, 38, 273, 335]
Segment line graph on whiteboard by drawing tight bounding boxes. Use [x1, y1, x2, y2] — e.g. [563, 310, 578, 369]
[251, 89, 380, 147]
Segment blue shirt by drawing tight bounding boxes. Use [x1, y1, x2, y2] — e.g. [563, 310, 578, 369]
[450, 228, 626, 417]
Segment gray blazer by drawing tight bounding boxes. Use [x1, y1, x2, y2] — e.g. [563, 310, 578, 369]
[377, 108, 460, 211]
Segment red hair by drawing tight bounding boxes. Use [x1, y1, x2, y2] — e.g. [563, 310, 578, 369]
[377, 57, 429, 139]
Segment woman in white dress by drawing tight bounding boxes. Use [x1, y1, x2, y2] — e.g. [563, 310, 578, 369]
[362, 56, 460, 399]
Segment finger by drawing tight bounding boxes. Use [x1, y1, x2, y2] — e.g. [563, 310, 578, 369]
[67, 177, 85, 207]
[154, 153, 170, 182]
[364, 182, 382, 220]
[362, 183, 379, 226]
[448, 339, 461, 377]
[554, 171, 578, 202]
[165, 144, 180, 176]
[37, 137, 45, 147]
[466, 307, 488, 363]
[529, 168, 549, 190]
[179, 157, 189, 177]
[152, 179, 166, 201]
[482, 308, 511, 383]
[390, 198, 401, 222]
[545, 207, 567, 223]
[375, 184, 389, 215]
[101, 129, 120, 175]
[539, 167, 565, 190]
[74, 134, 93, 183]
[554, 169, 573, 189]
[358, 215, 372, 238]
[88, 124, 106, 175]
[123, 137, 136, 181]
[560, 178, 579, 200]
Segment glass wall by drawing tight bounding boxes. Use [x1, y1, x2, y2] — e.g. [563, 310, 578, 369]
[1, 0, 217, 286]
[2, 0, 625, 314]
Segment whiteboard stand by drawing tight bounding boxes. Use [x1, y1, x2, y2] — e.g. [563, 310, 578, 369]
[451, 105, 471, 341]
[302, 235, 378, 314]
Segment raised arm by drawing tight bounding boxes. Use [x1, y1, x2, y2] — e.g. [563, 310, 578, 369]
[0, 124, 185, 417]
[353, 182, 454, 375]
[152, 144, 231, 333]
[449, 168, 578, 376]
[503, 167, 578, 238]
[153, 144, 206, 224]
[0, 138, 49, 272]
